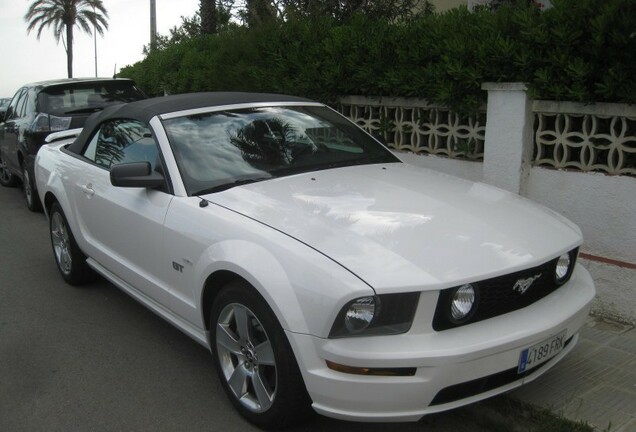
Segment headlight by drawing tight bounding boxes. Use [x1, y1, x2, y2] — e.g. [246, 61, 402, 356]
[448, 283, 479, 324]
[329, 292, 420, 338]
[554, 249, 577, 285]
[344, 296, 377, 333]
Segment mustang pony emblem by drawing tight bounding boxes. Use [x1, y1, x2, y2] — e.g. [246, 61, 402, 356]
[513, 274, 542, 294]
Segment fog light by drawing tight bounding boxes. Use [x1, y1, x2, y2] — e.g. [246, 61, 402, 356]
[344, 296, 377, 333]
[555, 252, 572, 284]
[450, 284, 476, 322]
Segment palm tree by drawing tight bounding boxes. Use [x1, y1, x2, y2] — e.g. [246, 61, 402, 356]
[25, 0, 109, 78]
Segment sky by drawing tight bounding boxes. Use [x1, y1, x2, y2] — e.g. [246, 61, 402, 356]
[0, 0, 201, 97]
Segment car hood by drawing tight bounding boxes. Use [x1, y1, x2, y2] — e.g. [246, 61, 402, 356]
[205, 163, 582, 292]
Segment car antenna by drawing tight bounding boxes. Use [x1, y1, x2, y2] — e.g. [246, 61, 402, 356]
[199, 198, 209, 208]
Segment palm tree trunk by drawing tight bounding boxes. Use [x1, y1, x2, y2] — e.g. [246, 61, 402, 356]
[66, 23, 73, 78]
[200, 0, 218, 34]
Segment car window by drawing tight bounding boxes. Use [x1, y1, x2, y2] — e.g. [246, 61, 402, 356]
[15, 90, 29, 118]
[162, 105, 398, 195]
[6, 88, 26, 120]
[83, 119, 158, 170]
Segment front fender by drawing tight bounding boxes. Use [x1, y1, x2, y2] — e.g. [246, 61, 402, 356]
[196, 239, 306, 332]
[195, 235, 374, 338]
[164, 198, 374, 338]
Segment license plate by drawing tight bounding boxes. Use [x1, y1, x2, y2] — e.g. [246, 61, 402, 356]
[518, 330, 567, 374]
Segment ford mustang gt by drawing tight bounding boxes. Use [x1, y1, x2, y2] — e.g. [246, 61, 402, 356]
[35, 92, 595, 429]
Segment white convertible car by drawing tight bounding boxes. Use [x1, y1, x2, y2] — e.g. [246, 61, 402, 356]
[35, 93, 595, 429]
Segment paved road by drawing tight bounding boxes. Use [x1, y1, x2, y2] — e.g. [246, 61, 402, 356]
[0, 183, 492, 432]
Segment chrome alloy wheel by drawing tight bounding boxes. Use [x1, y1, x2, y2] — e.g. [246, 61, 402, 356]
[216, 303, 277, 413]
[23, 166, 33, 206]
[51, 211, 72, 275]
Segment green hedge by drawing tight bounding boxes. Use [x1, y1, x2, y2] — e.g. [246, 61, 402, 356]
[120, 0, 636, 116]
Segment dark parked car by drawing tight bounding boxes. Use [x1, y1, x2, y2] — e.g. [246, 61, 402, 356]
[0, 97, 11, 121]
[0, 78, 146, 211]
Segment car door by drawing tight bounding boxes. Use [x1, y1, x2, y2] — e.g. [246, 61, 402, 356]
[69, 118, 174, 307]
[0, 88, 27, 174]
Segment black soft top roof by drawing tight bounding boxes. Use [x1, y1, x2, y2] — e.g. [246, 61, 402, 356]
[68, 92, 314, 154]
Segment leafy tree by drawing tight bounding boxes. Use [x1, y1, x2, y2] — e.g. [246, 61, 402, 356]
[278, 0, 434, 22]
[25, 0, 109, 78]
[241, 0, 278, 26]
[121, 0, 636, 113]
[144, 14, 203, 54]
[200, 0, 235, 33]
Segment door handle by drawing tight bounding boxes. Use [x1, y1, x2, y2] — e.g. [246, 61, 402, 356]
[80, 183, 95, 197]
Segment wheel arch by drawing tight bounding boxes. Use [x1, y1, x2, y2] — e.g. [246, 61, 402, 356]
[43, 191, 59, 216]
[196, 242, 310, 336]
[39, 179, 87, 256]
[201, 270, 248, 333]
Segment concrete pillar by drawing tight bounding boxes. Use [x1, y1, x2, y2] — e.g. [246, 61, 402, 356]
[481, 82, 534, 196]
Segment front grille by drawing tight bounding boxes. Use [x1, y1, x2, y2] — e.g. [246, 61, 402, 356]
[430, 336, 574, 406]
[433, 248, 578, 331]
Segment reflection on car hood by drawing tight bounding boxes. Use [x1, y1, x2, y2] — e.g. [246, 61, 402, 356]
[205, 163, 582, 292]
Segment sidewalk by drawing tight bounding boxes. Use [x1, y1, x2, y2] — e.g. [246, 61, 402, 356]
[509, 316, 636, 432]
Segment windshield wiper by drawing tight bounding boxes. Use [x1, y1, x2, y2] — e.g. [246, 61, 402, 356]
[193, 175, 273, 195]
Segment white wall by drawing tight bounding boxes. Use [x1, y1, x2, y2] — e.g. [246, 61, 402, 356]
[527, 168, 635, 264]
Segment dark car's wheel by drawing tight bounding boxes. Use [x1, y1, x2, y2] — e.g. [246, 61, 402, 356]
[23, 165, 42, 212]
[211, 281, 312, 429]
[0, 153, 17, 187]
[49, 202, 95, 285]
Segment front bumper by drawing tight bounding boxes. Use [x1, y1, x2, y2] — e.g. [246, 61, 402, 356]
[287, 265, 595, 422]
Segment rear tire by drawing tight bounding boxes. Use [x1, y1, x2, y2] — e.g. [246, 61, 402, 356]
[49, 202, 95, 285]
[210, 281, 312, 429]
[23, 165, 42, 212]
[0, 152, 17, 187]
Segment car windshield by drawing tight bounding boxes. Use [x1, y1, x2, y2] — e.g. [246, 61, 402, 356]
[37, 81, 145, 116]
[162, 105, 399, 195]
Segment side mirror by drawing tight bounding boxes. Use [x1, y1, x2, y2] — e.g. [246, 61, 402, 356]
[110, 161, 165, 188]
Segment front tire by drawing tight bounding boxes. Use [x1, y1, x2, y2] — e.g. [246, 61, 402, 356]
[23, 165, 42, 212]
[211, 281, 311, 429]
[0, 152, 17, 187]
[49, 202, 95, 285]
